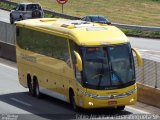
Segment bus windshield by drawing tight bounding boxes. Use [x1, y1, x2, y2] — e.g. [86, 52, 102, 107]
[81, 43, 135, 90]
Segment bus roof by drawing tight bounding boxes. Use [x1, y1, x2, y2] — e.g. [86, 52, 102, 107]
[16, 18, 129, 46]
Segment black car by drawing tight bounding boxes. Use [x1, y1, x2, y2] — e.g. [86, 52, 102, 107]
[81, 15, 111, 25]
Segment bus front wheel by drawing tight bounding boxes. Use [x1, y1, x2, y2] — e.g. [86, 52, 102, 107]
[69, 90, 78, 111]
[117, 106, 125, 111]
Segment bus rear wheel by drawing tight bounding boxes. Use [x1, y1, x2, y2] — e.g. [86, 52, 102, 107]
[28, 80, 36, 96]
[35, 80, 41, 98]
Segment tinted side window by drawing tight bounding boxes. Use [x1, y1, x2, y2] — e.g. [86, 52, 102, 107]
[15, 5, 19, 10]
[98, 17, 107, 21]
[90, 17, 99, 22]
[18, 5, 25, 11]
[81, 17, 86, 21]
[17, 28, 69, 63]
[85, 17, 91, 22]
[26, 4, 41, 11]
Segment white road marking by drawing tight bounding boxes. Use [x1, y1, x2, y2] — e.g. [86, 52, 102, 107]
[0, 101, 31, 114]
[10, 98, 32, 107]
[137, 48, 160, 53]
[126, 106, 150, 114]
[0, 63, 17, 71]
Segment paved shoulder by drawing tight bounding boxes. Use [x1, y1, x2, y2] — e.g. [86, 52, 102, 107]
[129, 37, 160, 51]
[0, 9, 10, 23]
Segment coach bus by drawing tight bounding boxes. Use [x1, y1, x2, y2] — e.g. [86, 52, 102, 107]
[16, 18, 143, 111]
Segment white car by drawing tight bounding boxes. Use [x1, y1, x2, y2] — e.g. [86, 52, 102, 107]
[10, 3, 44, 24]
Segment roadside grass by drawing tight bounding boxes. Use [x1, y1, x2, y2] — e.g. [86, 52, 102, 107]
[11, 0, 160, 26]
[0, 2, 14, 10]
[44, 13, 54, 18]
[121, 29, 160, 38]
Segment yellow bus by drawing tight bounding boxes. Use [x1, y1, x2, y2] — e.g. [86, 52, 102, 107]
[16, 18, 143, 111]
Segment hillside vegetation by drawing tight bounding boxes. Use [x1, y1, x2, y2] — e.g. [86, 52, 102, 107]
[12, 0, 160, 26]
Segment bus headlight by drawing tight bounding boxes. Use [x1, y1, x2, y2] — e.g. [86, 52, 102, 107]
[129, 98, 134, 103]
[88, 102, 94, 106]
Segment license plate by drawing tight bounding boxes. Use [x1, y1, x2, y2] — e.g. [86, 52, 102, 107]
[108, 101, 117, 105]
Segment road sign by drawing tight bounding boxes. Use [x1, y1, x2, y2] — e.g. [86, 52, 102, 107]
[56, 0, 68, 4]
[56, 0, 68, 13]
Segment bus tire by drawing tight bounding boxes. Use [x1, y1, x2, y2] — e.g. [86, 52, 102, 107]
[117, 106, 125, 111]
[35, 79, 41, 98]
[32, 9, 41, 18]
[28, 80, 36, 96]
[27, 75, 36, 96]
[69, 90, 78, 112]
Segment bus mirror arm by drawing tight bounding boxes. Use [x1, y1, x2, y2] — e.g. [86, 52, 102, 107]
[73, 51, 83, 71]
[132, 48, 143, 67]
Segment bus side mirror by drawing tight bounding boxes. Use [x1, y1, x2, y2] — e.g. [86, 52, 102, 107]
[73, 51, 83, 71]
[132, 48, 143, 67]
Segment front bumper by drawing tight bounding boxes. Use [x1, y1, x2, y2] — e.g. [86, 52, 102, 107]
[77, 87, 137, 109]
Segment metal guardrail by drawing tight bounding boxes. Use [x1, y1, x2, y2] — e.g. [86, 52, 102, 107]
[44, 9, 80, 20]
[0, 0, 160, 31]
[112, 23, 160, 32]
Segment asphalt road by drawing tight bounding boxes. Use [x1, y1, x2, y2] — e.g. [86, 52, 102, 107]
[1, 59, 160, 120]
